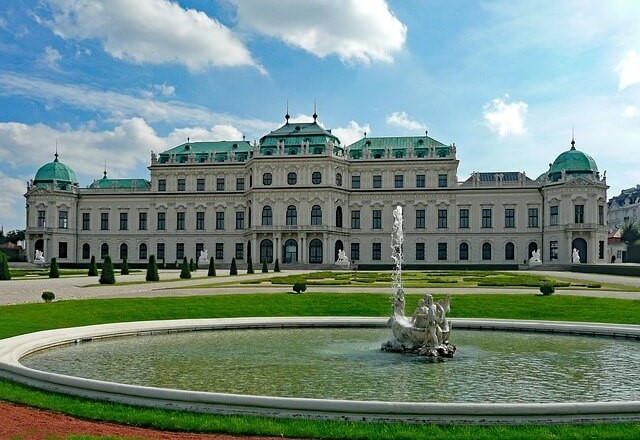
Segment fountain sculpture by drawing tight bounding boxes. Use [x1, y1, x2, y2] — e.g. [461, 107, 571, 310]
[381, 206, 456, 358]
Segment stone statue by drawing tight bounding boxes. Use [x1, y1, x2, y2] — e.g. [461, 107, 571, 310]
[34, 250, 45, 265]
[529, 249, 541, 265]
[199, 249, 208, 262]
[334, 249, 350, 268]
[572, 248, 581, 264]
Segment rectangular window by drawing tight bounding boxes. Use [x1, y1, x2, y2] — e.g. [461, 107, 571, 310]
[235, 211, 245, 229]
[598, 205, 604, 225]
[100, 212, 109, 230]
[351, 175, 360, 189]
[236, 177, 245, 191]
[550, 240, 558, 260]
[351, 210, 361, 229]
[372, 209, 382, 229]
[599, 240, 605, 259]
[372, 243, 382, 261]
[157, 212, 166, 230]
[438, 173, 448, 188]
[459, 209, 469, 229]
[216, 211, 225, 230]
[550, 206, 559, 226]
[373, 175, 382, 188]
[482, 208, 492, 228]
[504, 208, 515, 228]
[416, 243, 425, 260]
[158, 179, 166, 192]
[438, 243, 447, 260]
[119, 212, 128, 230]
[528, 208, 539, 228]
[215, 243, 224, 260]
[235, 243, 244, 260]
[351, 243, 360, 261]
[176, 212, 185, 230]
[58, 242, 67, 259]
[38, 210, 46, 228]
[216, 178, 225, 191]
[416, 209, 425, 229]
[82, 212, 90, 230]
[575, 204, 584, 224]
[196, 211, 205, 230]
[196, 178, 205, 191]
[177, 178, 185, 191]
[176, 243, 184, 260]
[394, 174, 404, 188]
[58, 210, 68, 229]
[416, 174, 425, 188]
[157, 243, 165, 260]
[438, 209, 447, 229]
[138, 212, 147, 230]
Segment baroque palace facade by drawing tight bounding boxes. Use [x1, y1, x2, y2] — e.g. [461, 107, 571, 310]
[25, 114, 609, 267]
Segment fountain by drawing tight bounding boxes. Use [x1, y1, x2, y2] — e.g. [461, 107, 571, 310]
[381, 206, 456, 358]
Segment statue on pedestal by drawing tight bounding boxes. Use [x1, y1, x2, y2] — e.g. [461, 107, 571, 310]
[572, 248, 581, 264]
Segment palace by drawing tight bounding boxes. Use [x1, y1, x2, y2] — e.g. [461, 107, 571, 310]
[24, 113, 609, 267]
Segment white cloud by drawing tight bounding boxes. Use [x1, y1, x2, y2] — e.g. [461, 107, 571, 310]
[44, 0, 263, 73]
[622, 105, 640, 118]
[230, 0, 406, 64]
[153, 83, 175, 97]
[385, 111, 425, 131]
[41, 46, 61, 69]
[0, 171, 28, 232]
[483, 96, 528, 137]
[333, 121, 369, 146]
[0, 17, 7, 30]
[616, 50, 640, 90]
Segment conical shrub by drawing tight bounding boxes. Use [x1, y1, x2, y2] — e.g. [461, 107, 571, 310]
[99, 255, 116, 284]
[274, 258, 280, 272]
[146, 254, 159, 281]
[208, 257, 216, 276]
[262, 259, 268, 273]
[230, 257, 237, 275]
[247, 256, 254, 274]
[0, 252, 10, 280]
[49, 257, 60, 278]
[180, 257, 191, 279]
[88, 255, 98, 276]
[190, 258, 196, 272]
[120, 258, 129, 275]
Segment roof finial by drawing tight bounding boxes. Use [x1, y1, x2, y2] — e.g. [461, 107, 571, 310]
[312, 99, 318, 122]
[285, 99, 290, 123]
[54, 139, 59, 162]
[571, 127, 575, 150]
[103, 160, 107, 179]
[425, 129, 428, 138]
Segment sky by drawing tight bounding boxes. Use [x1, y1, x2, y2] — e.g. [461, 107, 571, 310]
[1, 0, 639, 232]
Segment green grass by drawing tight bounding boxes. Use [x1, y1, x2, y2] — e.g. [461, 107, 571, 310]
[1, 293, 640, 439]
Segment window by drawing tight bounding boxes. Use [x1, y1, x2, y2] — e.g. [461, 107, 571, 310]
[236, 177, 245, 191]
[351, 210, 361, 229]
[416, 174, 425, 188]
[139, 212, 147, 230]
[82, 243, 90, 259]
[197, 178, 205, 191]
[261, 239, 274, 263]
[37, 210, 46, 228]
[119, 243, 128, 260]
[215, 243, 224, 260]
[176, 212, 185, 230]
[598, 205, 604, 225]
[215, 211, 225, 230]
[196, 211, 205, 230]
[438, 209, 447, 229]
[263, 173, 272, 185]
[312, 171, 322, 184]
[55, 210, 68, 229]
[177, 178, 185, 191]
[550, 206, 558, 226]
[438, 173, 448, 188]
[550, 240, 558, 260]
[505, 242, 515, 260]
[373, 175, 382, 188]
[459, 243, 469, 261]
[528, 208, 538, 228]
[309, 239, 322, 263]
[176, 243, 185, 260]
[101, 243, 109, 259]
[262, 206, 272, 226]
[416, 243, 425, 260]
[352, 175, 360, 188]
[336, 206, 343, 228]
[351, 243, 360, 261]
[459, 209, 469, 229]
[100, 212, 109, 230]
[287, 172, 297, 185]
[372, 243, 382, 261]
[58, 242, 68, 259]
[438, 243, 447, 260]
[599, 240, 605, 259]
[235, 211, 245, 229]
[395, 174, 404, 188]
[336, 173, 342, 186]
[157, 212, 166, 230]
[235, 243, 244, 260]
[482, 243, 492, 260]
[504, 209, 515, 228]
[311, 205, 322, 225]
[372, 209, 382, 229]
[286, 205, 297, 225]
[139, 243, 147, 260]
[157, 243, 165, 260]
[119, 212, 128, 230]
[575, 204, 584, 224]
[196, 243, 204, 262]
[158, 179, 166, 192]
[482, 208, 492, 228]
[216, 178, 225, 191]
[416, 209, 426, 229]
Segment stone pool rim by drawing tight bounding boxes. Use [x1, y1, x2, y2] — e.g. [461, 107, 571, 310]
[1, 316, 640, 424]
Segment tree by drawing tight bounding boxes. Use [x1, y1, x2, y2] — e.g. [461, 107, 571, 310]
[247, 256, 254, 274]
[88, 255, 98, 276]
[146, 255, 159, 282]
[190, 258, 196, 272]
[208, 257, 216, 277]
[99, 255, 116, 284]
[274, 258, 280, 273]
[49, 258, 60, 278]
[262, 259, 268, 273]
[0, 252, 10, 280]
[120, 258, 129, 275]
[230, 257, 238, 275]
[180, 257, 191, 279]
[621, 221, 640, 263]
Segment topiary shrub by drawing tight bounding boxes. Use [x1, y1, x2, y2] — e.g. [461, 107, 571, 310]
[292, 282, 307, 294]
[274, 258, 280, 273]
[208, 257, 216, 277]
[88, 255, 98, 276]
[190, 258, 196, 272]
[0, 252, 10, 280]
[120, 258, 129, 275]
[49, 258, 60, 278]
[539, 281, 555, 295]
[146, 255, 159, 282]
[180, 257, 191, 279]
[262, 259, 268, 273]
[41, 291, 55, 303]
[99, 255, 116, 284]
[247, 256, 254, 274]
[230, 257, 238, 275]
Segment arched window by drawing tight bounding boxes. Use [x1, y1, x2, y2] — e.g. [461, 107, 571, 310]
[336, 206, 343, 228]
[505, 242, 515, 261]
[287, 172, 297, 185]
[482, 242, 492, 260]
[284, 239, 298, 263]
[286, 205, 297, 225]
[119, 243, 128, 260]
[262, 172, 272, 185]
[459, 242, 469, 261]
[82, 243, 90, 260]
[101, 243, 109, 259]
[262, 206, 272, 226]
[311, 205, 322, 225]
[312, 171, 322, 184]
[260, 239, 273, 263]
[336, 173, 342, 186]
[309, 239, 323, 263]
[139, 243, 148, 260]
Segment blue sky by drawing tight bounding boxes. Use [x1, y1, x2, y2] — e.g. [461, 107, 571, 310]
[1, 0, 639, 232]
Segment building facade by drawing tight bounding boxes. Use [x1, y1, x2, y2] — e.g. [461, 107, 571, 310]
[25, 115, 609, 267]
[608, 185, 640, 229]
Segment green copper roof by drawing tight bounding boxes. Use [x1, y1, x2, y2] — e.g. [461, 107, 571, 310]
[33, 155, 79, 188]
[346, 135, 451, 159]
[260, 121, 340, 148]
[158, 141, 252, 163]
[89, 175, 151, 189]
[549, 145, 598, 174]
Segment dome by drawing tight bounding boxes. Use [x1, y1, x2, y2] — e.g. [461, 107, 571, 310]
[546, 141, 598, 182]
[33, 154, 79, 189]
